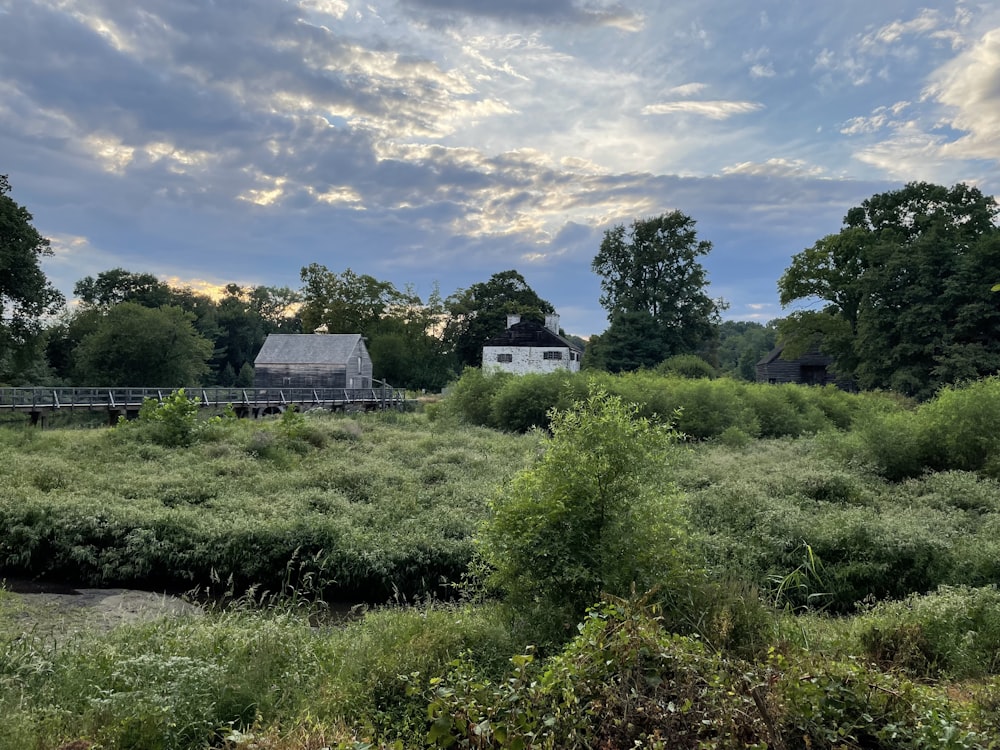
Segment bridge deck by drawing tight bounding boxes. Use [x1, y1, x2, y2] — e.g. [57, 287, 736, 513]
[0, 384, 406, 415]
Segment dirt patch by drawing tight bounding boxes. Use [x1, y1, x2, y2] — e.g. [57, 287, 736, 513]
[2, 578, 200, 636]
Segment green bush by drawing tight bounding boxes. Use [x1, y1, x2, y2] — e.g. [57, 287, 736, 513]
[426, 597, 773, 749]
[442, 368, 512, 428]
[489, 371, 576, 432]
[919, 377, 1000, 477]
[775, 648, 984, 749]
[134, 388, 201, 447]
[478, 387, 688, 644]
[656, 353, 716, 379]
[855, 585, 1000, 679]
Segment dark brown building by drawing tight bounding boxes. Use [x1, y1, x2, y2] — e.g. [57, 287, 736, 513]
[755, 344, 849, 388]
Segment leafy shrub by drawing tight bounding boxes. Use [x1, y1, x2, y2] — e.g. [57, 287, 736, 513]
[852, 409, 928, 480]
[674, 377, 760, 439]
[134, 388, 201, 447]
[477, 387, 688, 644]
[831, 378, 1000, 481]
[442, 368, 512, 428]
[489, 371, 576, 432]
[426, 597, 773, 749]
[919, 377, 1000, 477]
[855, 585, 1000, 679]
[775, 649, 984, 749]
[656, 353, 716, 379]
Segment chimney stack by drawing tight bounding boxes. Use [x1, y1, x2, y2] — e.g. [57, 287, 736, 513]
[544, 313, 560, 333]
[506, 314, 521, 328]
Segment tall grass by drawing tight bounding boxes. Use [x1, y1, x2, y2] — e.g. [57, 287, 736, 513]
[0, 412, 539, 599]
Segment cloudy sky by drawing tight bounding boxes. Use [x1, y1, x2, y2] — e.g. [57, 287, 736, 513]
[3, 0, 999, 336]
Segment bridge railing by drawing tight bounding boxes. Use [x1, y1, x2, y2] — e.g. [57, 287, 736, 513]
[0, 382, 407, 412]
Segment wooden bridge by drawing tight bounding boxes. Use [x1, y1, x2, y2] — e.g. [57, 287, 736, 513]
[0, 382, 407, 425]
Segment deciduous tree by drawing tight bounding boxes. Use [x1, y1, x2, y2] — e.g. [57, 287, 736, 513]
[779, 182, 1000, 398]
[592, 212, 722, 372]
[73, 303, 213, 386]
[299, 264, 408, 334]
[0, 175, 64, 381]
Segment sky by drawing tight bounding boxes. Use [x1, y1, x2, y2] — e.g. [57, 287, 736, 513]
[3, 0, 1000, 337]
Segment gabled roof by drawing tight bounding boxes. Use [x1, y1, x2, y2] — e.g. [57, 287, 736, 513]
[254, 334, 364, 365]
[757, 344, 833, 367]
[482, 320, 583, 352]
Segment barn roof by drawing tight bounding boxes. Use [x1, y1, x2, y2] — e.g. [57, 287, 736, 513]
[254, 334, 364, 365]
[482, 320, 582, 351]
[757, 343, 833, 367]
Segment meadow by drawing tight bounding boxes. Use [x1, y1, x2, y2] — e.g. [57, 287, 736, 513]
[2, 375, 1000, 749]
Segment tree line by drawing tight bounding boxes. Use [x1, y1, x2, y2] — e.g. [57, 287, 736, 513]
[2, 173, 998, 397]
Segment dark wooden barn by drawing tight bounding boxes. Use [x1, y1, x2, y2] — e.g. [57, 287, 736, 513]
[756, 344, 847, 387]
[253, 333, 373, 390]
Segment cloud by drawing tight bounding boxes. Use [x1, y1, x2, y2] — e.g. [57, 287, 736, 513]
[666, 82, 708, 96]
[397, 0, 644, 31]
[928, 27, 1000, 163]
[642, 100, 763, 119]
[721, 159, 826, 178]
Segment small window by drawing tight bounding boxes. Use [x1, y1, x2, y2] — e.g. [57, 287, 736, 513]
[543, 351, 563, 360]
[496, 353, 513, 363]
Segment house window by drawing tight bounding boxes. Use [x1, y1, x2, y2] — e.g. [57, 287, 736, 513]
[496, 353, 513, 363]
[543, 351, 563, 360]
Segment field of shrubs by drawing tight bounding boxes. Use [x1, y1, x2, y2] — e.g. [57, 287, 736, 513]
[2, 374, 1000, 748]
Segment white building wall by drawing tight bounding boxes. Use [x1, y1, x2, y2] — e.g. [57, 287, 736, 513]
[483, 345, 581, 375]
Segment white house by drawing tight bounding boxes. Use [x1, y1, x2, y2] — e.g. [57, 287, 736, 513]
[482, 313, 583, 375]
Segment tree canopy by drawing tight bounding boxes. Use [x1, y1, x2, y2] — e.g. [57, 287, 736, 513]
[0, 175, 64, 382]
[72, 302, 214, 386]
[778, 182, 1000, 399]
[591, 211, 721, 372]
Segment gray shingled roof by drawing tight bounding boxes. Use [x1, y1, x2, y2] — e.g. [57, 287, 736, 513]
[254, 334, 363, 365]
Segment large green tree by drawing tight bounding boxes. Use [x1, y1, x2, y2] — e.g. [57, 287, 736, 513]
[74, 268, 174, 309]
[444, 270, 554, 368]
[592, 211, 721, 372]
[367, 284, 456, 390]
[72, 303, 213, 386]
[779, 182, 1000, 399]
[0, 175, 64, 382]
[299, 264, 408, 335]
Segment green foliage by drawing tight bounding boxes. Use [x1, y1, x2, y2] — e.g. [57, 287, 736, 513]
[830, 377, 1000, 480]
[131, 388, 202, 447]
[489, 371, 583, 433]
[441, 367, 513, 428]
[592, 211, 722, 371]
[656, 353, 716, 378]
[774, 648, 985, 749]
[855, 585, 1000, 680]
[426, 596, 773, 749]
[0, 175, 65, 383]
[72, 302, 214, 386]
[0, 412, 537, 599]
[717, 320, 778, 381]
[678, 438, 1000, 614]
[478, 387, 686, 642]
[778, 182, 1000, 399]
[445, 368, 867, 440]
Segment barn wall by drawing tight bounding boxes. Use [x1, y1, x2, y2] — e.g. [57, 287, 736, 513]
[254, 364, 348, 389]
[755, 360, 802, 384]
